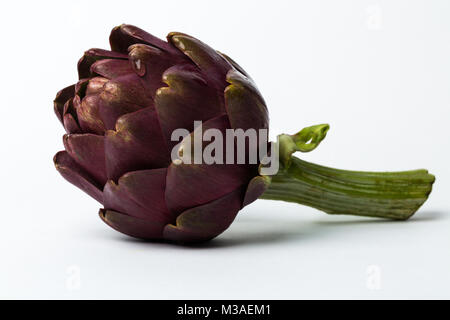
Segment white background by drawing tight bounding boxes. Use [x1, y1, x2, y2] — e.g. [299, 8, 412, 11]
[1, 0, 449, 299]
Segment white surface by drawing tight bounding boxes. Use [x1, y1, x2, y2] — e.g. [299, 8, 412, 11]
[1, 0, 449, 299]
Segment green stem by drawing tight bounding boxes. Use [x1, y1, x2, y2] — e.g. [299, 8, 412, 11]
[261, 156, 435, 220]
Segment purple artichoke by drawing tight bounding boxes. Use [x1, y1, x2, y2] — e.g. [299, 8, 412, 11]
[54, 24, 269, 242]
[54, 24, 435, 244]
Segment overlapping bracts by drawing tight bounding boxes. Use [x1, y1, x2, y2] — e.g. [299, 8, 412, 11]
[54, 24, 269, 242]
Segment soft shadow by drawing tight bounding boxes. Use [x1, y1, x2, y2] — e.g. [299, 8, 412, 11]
[95, 219, 311, 250]
[190, 222, 309, 249]
[186, 210, 447, 249]
[409, 210, 445, 221]
[91, 210, 446, 249]
[314, 210, 445, 226]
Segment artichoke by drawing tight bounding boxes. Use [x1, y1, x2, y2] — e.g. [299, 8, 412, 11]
[54, 24, 435, 243]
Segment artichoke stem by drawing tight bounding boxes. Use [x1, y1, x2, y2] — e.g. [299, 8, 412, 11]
[260, 156, 435, 220]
